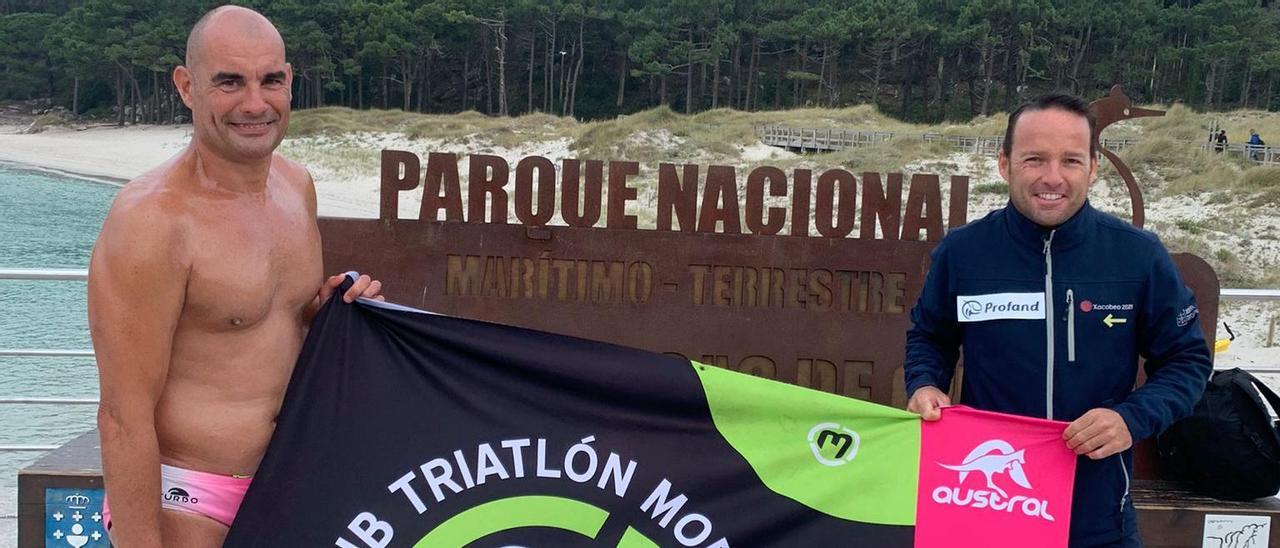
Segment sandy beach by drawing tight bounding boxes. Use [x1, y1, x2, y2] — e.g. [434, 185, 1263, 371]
[0, 125, 188, 184]
[0, 125, 399, 218]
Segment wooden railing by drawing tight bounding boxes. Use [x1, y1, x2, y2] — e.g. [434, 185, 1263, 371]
[1201, 142, 1280, 165]
[754, 125, 893, 152]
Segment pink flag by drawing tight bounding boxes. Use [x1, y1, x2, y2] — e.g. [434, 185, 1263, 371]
[915, 406, 1077, 548]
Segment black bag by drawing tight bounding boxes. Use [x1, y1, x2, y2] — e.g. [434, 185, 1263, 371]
[1158, 368, 1280, 501]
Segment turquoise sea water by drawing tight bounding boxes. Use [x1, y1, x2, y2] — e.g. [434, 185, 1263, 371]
[0, 163, 117, 540]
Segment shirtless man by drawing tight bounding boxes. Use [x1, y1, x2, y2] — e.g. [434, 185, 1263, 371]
[87, 6, 381, 546]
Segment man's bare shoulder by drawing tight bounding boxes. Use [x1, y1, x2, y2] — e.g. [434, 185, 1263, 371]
[271, 153, 314, 189]
[110, 177, 188, 228]
[270, 153, 317, 213]
[96, 160, 196, 262]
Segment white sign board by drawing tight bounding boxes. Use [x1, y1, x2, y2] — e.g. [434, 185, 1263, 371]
[1203, 514, 1271, 548]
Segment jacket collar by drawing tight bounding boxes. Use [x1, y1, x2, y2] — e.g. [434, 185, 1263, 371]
[1003, 200, 1094, 252]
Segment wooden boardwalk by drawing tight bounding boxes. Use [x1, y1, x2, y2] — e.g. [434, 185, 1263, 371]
[1206, 142, 1280, 165]
[754, 125, 893, 152]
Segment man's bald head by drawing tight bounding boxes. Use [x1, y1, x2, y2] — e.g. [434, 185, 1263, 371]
[185, 6, 285, 70]
[175, 4, 293, 163]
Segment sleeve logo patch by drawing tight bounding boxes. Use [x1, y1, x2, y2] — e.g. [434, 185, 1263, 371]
[1176, 304, 1199, 327]
[956, 293, 1046, 322]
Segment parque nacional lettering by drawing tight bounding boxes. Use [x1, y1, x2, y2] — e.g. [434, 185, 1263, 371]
[379, 150, 970, 240]
[318, 149, 964, 418]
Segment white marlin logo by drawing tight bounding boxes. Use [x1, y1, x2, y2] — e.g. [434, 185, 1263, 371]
[932, 440, 1055, 522]
[940, 440, 1032, 497]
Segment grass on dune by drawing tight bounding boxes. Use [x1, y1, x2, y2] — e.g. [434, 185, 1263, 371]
[288, 101, 1280, 210]
[1111, 104, 1280, 199]
[289, 107, 580, 149]
[1238, 166, 1280, 207]
[808, 138, 957, 174]
[288, 103, 1280, 194]
[291, 103, 998, 164]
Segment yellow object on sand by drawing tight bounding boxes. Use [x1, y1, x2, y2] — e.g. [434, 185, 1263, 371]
[1214, 338, 1231, 354]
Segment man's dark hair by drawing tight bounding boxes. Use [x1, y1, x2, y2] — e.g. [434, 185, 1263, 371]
[1002, 93, 1098, 157]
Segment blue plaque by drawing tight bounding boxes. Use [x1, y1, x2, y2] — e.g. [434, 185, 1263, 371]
[44, 488, 108, 547]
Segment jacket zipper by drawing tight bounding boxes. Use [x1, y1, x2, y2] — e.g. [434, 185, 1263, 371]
[1066, 289, 1076, 362]
[1119, 456, 1131, 511]
[1043, 231, 1056, 420]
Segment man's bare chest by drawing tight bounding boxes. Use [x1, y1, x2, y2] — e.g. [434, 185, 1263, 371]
[180, 203, 322, 331]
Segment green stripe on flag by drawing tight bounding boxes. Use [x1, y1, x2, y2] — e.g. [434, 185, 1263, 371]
[412, 495, 609, 547]
[691, 361, 920, 526]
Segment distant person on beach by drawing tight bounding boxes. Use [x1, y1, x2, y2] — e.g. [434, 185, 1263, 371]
[904, 93, 1212, 547]
[87, 6, 382, 547]
[1248, 128, 1265, 160]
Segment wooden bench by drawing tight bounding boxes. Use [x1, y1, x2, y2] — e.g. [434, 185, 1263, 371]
[1135, 479, 1279, 547]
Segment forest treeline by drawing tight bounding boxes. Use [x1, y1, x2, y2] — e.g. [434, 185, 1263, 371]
[1, 0, 1278, 124]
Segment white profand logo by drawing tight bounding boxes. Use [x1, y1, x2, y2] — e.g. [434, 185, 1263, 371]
[931, 440, 1055, 522]
[956, 293, 1045, 322]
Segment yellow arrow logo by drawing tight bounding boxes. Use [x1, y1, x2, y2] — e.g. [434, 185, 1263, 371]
[1103, 314, 1128, 328]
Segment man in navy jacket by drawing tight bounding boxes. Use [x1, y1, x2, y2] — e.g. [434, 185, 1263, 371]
[904, 93, 1212, 547]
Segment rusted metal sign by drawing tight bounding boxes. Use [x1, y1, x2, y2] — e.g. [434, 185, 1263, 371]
[319, 94, 1217, 412]
[376, 151, 971, 239]
[321, 218, 938, 408]
[322, 156, 972, 408]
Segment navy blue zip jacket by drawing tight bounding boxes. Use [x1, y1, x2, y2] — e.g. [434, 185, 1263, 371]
[905, 201, 1212, 547]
